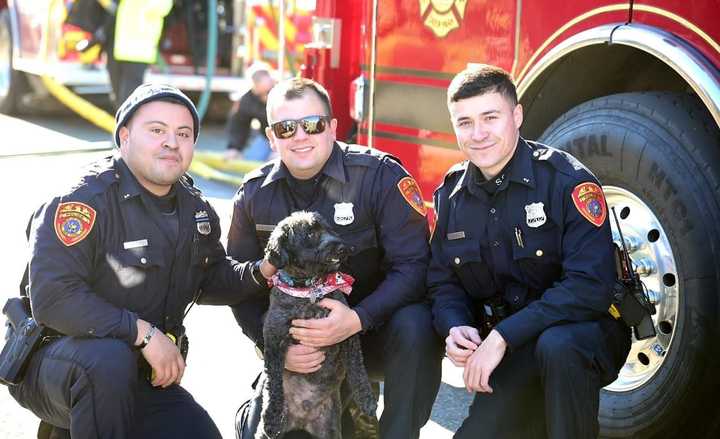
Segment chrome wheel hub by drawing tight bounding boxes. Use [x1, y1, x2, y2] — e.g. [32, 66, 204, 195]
[603, 186, 679, 392]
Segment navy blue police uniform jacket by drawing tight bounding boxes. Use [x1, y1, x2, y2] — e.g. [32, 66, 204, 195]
[428, 138, 617, 349]
[228, 142, 430, 347]
[28, 154, 265, 345]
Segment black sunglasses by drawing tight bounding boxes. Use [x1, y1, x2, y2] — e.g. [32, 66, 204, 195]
[270, 115, 330, 139]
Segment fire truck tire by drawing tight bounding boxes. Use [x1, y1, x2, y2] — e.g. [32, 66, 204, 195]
[538, 92, 720, 438]
[0, 9, 26, 115]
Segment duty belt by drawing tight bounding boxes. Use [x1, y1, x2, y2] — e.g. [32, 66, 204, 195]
[477, 296, 510, 337]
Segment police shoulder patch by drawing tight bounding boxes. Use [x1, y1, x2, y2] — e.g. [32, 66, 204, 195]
[571, 182, 607, 227]
[54, 201, 97, 246]
[397, 176, 427, 217]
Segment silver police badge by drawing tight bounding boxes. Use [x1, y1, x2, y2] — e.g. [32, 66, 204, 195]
[195, 210, 211, 235]
[525, 202, 547, 228]
[334, 202, 354, 226]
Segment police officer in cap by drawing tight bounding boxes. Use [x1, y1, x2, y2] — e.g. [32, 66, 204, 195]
[229, 77, 443, 438]
[9, 84, 270, 438]
[428, 65, 631, 438]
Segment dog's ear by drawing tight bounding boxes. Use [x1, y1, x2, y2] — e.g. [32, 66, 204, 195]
[265, 224, 290, 269]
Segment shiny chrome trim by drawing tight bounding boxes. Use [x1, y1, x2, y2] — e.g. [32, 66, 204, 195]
[517, 24, 615, 97]
[603, 186, 678, 392]
[611, 24, 720, 128]
[517, 23, 720, 129]
[368, 0, 379, 147]
[633, 4, 720, 56]
[515, 4, 627, 82]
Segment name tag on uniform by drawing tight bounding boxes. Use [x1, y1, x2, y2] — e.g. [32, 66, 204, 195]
[447, 231, 466, 240]
[256, 224, 276, 232]
[123, 239, 148, 249]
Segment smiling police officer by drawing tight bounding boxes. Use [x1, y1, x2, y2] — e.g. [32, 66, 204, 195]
[8, 84, 268, 439]
[428, 65, 631, 438]
[229, 77, 443, 439]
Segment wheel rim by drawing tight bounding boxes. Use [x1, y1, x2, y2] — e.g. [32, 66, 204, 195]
[0, 16, 11, 101]
[603, 186, 679, 392]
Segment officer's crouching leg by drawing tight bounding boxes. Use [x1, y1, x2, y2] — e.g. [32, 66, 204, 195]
[534, 319, 629, 439]
[10, 337, 138, 439]
[363, 302, 444, 439]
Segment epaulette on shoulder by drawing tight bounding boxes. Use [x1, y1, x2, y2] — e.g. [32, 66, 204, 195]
[528, 141, 593, 178]
[438, 160, 468, 189]
[340, 142, 401, 168]
[242, 161, 273, 185]
[179, 173, 202, 197]
[58, 155, 116, 201]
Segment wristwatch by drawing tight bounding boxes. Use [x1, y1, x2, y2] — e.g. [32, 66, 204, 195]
[250, 260, 266, 286]
[137, 325, 157, 350]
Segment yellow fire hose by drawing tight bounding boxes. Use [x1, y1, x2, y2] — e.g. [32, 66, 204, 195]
[39, 0, 258, 187]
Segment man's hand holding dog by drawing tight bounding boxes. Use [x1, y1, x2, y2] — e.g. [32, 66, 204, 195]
[290, 299, 362, 347]
[285, 344, 326, 373]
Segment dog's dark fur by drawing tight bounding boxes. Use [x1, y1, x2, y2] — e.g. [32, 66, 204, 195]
[259, 211, 377, 439]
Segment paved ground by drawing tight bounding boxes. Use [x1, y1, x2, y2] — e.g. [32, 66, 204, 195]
[0, 114, 472, 438]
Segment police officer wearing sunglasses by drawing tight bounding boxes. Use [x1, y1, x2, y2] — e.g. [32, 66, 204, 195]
[229, 77, 443, 438]
[8, 84, 269, 439]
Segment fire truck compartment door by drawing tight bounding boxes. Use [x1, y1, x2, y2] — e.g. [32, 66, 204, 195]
[309, 17, 341, 68]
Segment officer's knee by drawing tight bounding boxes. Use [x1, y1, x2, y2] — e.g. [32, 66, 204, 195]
[385, 303, 440, 355]
[82, 339, 138, 394]
[534, 325, 582, 366]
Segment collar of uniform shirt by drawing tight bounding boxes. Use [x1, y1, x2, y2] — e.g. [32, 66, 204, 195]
[450, 137, 536, 199]
[115, 156, 144, 201]
[261, 141, 348, 187]
[507, 138, 537, 189]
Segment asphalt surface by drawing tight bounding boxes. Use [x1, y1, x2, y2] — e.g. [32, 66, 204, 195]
[0, 113, 472, 438]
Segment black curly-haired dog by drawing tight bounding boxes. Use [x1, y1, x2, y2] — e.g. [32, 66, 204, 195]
[258, 211, 377, 439]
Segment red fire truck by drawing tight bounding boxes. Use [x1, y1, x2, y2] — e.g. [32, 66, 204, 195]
[301, 1, 720, 437]
[2, 0, 719, 437]
[0, 0, 312, 114]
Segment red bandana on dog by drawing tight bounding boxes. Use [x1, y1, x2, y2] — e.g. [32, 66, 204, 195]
[270, 272, 354, 303]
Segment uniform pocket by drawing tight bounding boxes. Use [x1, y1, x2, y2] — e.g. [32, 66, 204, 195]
[443, 238, 495, 300]
[254, 224, 276, 253]
[511, 223, 561, 289]
[337, 224, 381, 298]
[337, 224, 378, 256]
[192, 233, 223, 268]
[115, 246, 165, 268]
[104, 247, 167, 310]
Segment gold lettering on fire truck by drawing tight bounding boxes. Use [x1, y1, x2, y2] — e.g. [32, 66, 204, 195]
[419, 0, 468, 38]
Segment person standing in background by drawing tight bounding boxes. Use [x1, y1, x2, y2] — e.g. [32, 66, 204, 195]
[225, 63, 276, 162]
[66, 0, 173, 109]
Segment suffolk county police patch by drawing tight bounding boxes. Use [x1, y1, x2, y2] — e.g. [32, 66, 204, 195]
[571, 182, 607, 227]
[54, 202, 96, 246]
[397, 177, 427, 216]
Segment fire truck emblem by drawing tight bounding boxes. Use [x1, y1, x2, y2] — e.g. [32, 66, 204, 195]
[419, 0, 468, 38]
